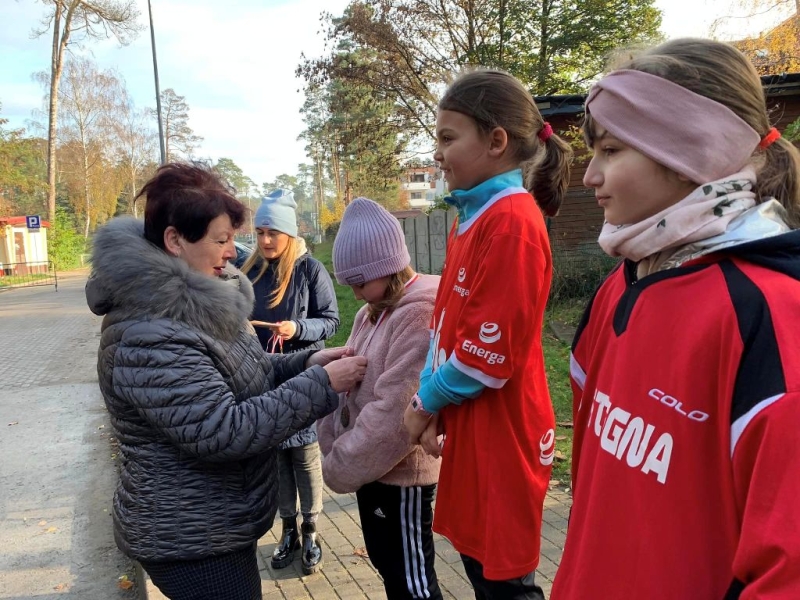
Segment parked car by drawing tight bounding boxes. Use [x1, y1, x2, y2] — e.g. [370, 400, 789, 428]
[233, 241, 252, 270]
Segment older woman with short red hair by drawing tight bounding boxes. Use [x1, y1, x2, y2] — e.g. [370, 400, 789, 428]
[86, 162, 366, 600]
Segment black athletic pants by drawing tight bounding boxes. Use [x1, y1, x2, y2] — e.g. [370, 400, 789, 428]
[461, 553, 545, 600]
[356, 481, 443, 600]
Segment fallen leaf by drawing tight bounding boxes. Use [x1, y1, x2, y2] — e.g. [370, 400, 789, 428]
[7, 421, 18, 426]
[38, 520, 47, 526]
[353, 547, 369, 558]
[557, 421, 573, 429]
[46, 527, 58, 533]
[555, 450, 567, 462]
[54, 583, 68, 591]
[118, 574, 134, 590]
[97, 425, 105, 430]
[555, 435, 568, 441]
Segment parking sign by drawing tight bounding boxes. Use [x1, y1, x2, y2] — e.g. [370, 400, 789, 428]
[26, 215, 41, 230]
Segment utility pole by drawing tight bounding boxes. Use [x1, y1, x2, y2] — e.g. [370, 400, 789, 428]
[148, 0, 166, 164]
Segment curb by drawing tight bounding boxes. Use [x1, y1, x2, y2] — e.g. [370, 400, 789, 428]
[134, 561, 167, 600]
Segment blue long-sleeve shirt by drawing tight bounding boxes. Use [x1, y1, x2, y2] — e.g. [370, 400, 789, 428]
[417, 169, 523, 413]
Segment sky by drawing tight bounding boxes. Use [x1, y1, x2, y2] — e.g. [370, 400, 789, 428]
[0, 0, 791, 187]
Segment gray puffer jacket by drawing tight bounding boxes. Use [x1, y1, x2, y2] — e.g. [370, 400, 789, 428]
[86, 217, 338, 562]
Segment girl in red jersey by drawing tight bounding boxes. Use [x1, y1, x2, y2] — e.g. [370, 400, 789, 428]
[552, 39, 800, 599]
[402, 69, 572, 599]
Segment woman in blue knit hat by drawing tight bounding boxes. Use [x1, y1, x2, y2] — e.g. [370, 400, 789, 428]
[240, 189, 339, 575]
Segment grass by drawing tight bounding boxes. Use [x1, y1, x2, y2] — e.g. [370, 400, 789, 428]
[313, 240, 364, 347]
[543, 300, 585, 483]
[0, 273, 51, 288]
[313, 239, 582, 484]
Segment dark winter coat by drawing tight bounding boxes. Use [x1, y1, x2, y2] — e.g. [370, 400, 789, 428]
[245, 241, 339, 448]
[85, 217, 338, 562]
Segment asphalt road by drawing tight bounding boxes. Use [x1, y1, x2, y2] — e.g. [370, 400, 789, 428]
[0, 272, 135, 600]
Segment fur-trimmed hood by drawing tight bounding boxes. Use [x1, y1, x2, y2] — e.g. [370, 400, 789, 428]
[86, 217, 254, 341]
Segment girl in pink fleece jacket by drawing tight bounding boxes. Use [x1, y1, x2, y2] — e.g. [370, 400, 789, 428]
[318, 197, 442, 600]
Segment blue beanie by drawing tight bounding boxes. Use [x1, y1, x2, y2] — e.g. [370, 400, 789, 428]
[253, 189, 298, 237]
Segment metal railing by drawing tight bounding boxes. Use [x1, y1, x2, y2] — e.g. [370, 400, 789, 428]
[0, 261, 58, 291]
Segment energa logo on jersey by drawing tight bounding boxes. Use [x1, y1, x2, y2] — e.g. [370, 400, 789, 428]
[462, 322, 507, 365]
[453, 265, 469, 297]
[432, 309, 448, 372]
[539, 429, 555, 466]
[479, 322, 501, 344]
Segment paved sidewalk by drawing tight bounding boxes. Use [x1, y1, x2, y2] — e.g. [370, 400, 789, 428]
[0, 270, 135, 599]
[145, 484, 571, 599]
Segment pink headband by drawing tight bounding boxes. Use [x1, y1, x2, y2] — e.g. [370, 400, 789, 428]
[586, 70, 761, 183]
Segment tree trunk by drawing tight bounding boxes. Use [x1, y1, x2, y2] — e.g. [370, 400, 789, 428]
[46, 1, 77, 226]
[466, 0, 477, 61]
[315, 147, 324, 238]
[131, 166, 138, 218]
[83, 143, 91, 239]
[46, 2, 63, 226]
[163, 114, 170, 163]
[537, 0, 552, 92]
[331, 142, 342, 198]
[498, 0, 506, 67]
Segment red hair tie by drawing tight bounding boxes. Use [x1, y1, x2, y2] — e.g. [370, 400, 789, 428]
[538, 122, 553, 142]
[758, 127, 781, 149]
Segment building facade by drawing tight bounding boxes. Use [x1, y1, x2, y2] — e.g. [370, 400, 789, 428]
[400, 165, 445, 209]
[0, 216, 50, 275]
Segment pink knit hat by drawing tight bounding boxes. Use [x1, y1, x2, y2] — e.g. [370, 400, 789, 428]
[333, 197, 411, 286]
[586, 69, 761, 183]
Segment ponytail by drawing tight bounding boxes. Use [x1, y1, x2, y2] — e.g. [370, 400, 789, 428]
[524, 132, 573, 217]
[757, 136, 800, 228]
[439, 69, 573, 216]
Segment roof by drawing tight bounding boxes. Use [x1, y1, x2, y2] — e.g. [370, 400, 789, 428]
[761, 72, 800, 96]
[534, 94, 586, 117]
[0, 216, 51, 228]
[534, 73, 800, 117]
[390, 209, 423, 220]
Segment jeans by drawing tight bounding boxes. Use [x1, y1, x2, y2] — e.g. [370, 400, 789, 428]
[277, 442, 323, 522]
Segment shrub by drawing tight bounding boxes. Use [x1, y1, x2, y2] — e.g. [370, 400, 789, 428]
[549, 243, 619, 303]
[49, 209, 86, 271]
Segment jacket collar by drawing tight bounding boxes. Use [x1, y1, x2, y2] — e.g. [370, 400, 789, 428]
[86, 217, 254, 341]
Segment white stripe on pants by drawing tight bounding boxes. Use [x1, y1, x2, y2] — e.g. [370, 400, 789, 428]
[401, 486, 430, 598]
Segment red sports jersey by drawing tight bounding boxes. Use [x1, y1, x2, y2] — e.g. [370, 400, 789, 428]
[553, 237, 800, 599]
[431, 187, 556, 581]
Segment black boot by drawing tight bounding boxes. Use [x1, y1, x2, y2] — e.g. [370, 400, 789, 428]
[301, 520, 323, 575]
[271, 516, 299, 569]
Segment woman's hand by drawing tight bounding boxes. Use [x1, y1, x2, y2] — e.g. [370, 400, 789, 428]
[267, 320, 297, 340]
[307, 346, 353, 368]
[323, 356, 368, 393]
[403, 403, 432, 445]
